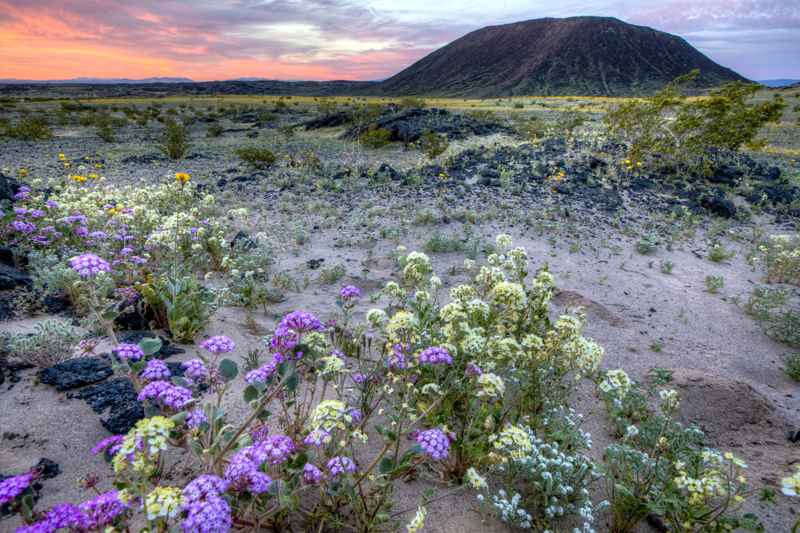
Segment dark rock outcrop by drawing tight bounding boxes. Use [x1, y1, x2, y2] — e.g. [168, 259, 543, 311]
[39, 358, 113, 391]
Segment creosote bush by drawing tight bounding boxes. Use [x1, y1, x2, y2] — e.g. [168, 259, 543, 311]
[159, 118, 190, 160]
[606, 70, 785, 175]
[2, 116, 53, 141]
[359, 127, 392, 148]
[236, 147, 277, 170]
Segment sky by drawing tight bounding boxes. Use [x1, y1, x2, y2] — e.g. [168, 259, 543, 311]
[0, 0, 798, 81]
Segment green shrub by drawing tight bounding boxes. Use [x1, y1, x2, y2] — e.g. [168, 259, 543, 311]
[418, 130, 449, 159]
[606, 70, 785, 174]
[3, 319, 83, 367]
[95, 115, 116, 143]
[359, 127, 392, 148]
[159, 118, 190, 160]
[398, 96, 427, 110]
[140, 273, 215, 342]
[206, 123, 224, 138]
[236, 147, 276, 169]
[3, 116, 52, 140]
[705, 275, 725, 293]
[784, 353, 800, 382]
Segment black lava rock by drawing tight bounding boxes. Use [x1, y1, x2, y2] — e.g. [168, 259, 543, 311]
[69, 378, 144, 435]
[0, 295, 13, 321]
[231, 231, 257, 251]
[699, 191, 737, 218]
[39, 357, 113, 391]
[709, 164, 743, 185]
[304, 111, 353, 130]
[42, 292, 71, 314]
[0, 246, 14, 267]
[0, 263, 32, 291]
[0, 172, 22, 204]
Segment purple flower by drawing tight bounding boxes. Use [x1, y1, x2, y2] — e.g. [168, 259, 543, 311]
[388, 344, 407, 370]
[63, 214, 87, 225]
[280, 310, 324, 333]
[141, 359, 171, 382]
[13, 207, 29, 216]
[348, 408, 363, 424]
[327, 456, 357, 478]
[224, 452, 272, 494]
[465, 362, 483, 376]
[303, 463, 323, 484]
[88, 230, 108, 241]
[0, 472, 34, 505]
[183, 475, 228, 501]
[187, 408, 208, 429]
[182, 496, 231, 533]
[339, 285, 362, 300]
[39, 503, 88, 530]
[415, 428, 450, 461]
[115, 286, 139, 303]
[250, 424, 270, 443]
[13, 188, 30, 201]
[200, 335, 236, 354]
[182, 359, 209, 384]
[10, 220, 36, 234]
[418, 346, 453, 366]
[91, 435, 124, 457]
[113, 343, 144, 362]
[69, 253, 111, 278]
[181, 475, 231, 533]
[74, 226, 89, 237]
[244, 360, 277, 385]
[138, 380, 193, 410]
[79, 491, 127, 529]
[253, 435, 295, 465]
[46, 200, 59, 210]
[29, 209, 45, 219]
[303, 428, 331, 448]
[353, 373, 367, 385]
[119, 246, 134, 256]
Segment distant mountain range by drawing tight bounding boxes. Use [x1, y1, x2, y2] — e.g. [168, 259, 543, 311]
[757, 79, 800, 88]
[0, 77, 194, 84]
[0, 17, 772, 97]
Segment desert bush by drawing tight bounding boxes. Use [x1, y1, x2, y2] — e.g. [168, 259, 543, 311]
[206, 123, 224, 138]
[606, 70, 785, 174]
[359, 127, 392, 148]
[707, 242, 735, 263]
[140, 272, 215, 342]
[95, 114, 116, 143]
[760, 234, 800, 285]
[159, 118, 190, 160]
[3, 116, 53, 140]
[3, 319, 83, 367]
[705, 274, 725, 293]
[598, 369, 763, 532]
[236, 147, 276, 169]
[784, 353, 800, 382]
[398, 96, 427, 110]
[418, 130, 449, 159]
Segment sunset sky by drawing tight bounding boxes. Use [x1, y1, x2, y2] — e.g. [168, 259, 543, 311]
[1, 0, 798, 81]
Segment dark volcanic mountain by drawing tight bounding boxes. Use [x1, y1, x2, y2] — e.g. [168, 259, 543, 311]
[377, 16, 748, 97]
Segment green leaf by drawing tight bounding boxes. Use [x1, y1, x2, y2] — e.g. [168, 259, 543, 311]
[219, 359, 238, 380]
[378, 457, 394, 474]
[285, 371, 299, 393]
[243, 385, 259, 403]
[139, 337, 163, 356]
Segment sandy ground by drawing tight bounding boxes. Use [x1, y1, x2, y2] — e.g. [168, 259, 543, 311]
[2, 206, 799, 531]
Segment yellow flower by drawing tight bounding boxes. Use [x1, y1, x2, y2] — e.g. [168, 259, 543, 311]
[18, 168, 28, 178]
[175, 172, 191, 184]
[70, 174, 87, 183]
[58, 152, 66, 161]
[88, 173, 99, 180]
